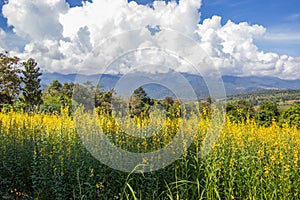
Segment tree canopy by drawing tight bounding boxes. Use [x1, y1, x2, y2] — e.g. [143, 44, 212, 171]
[280, 104, 300, 128]
[129, 87, 152, 118]
[21, 58, 43, 108]
[0, 53, 21, 106]
[255, 101, 279, 127]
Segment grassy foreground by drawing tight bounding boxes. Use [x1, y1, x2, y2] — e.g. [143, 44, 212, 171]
[0, 108, 299, 199]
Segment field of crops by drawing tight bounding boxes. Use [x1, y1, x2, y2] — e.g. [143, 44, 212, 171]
[0, 107, 300, 199]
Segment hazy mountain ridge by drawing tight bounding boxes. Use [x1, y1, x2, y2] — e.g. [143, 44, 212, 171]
[41, 72, 300, 99]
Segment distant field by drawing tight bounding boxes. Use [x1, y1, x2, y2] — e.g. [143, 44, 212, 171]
[227, 89, 300, 105]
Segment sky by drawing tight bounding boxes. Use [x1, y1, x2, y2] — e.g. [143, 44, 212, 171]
[0, 0, 299, 79]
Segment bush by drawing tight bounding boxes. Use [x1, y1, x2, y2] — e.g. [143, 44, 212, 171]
[280, 103, 300, 128]
[255, 101, 279, 127]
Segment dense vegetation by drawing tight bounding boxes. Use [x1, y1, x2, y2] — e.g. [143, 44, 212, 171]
[0, 108, 299, 199]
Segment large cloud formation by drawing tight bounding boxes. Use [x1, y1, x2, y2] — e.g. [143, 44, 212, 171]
[1, 0, 300, 79]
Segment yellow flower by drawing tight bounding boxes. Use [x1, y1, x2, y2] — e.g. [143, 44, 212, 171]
[90, 168, 94, 178]
[142, 158, 148, 164]
[264, 165, 270, 177]
[96, 182, 104, 189]
[270, 155, 276, 163]
[257, 148, 264, 160]
[283, 164, 290, 172]
[230, 158, 234, 168]
[293, 150, 298, 167]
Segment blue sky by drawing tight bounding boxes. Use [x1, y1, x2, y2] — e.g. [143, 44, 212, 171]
[1, 0, 300, 31]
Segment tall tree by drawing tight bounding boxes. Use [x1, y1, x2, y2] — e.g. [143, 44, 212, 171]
[129, 87, 152, 118]
[0, 53, 21, 105]
[21, 58, 43, 107]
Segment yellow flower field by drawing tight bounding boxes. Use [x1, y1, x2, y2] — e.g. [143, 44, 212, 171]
[0, 107, 299, 199]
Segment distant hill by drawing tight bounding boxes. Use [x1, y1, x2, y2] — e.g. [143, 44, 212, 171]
[41, 72, 300, 99]
[222, 75, 300, 92]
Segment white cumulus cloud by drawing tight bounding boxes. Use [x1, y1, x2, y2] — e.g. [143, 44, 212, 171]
[0, 0, 299, 79]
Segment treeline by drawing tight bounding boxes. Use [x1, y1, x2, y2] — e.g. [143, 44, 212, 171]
[224, 99, 300, 128]
[0, 53, 181, 119]
[227, 89, 300, 106]
[1, 53, 299, 128]
[0, 53, 106, 113]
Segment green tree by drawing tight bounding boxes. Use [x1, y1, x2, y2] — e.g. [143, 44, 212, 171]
[255, 110, 275, 127]
[280, 104, 300, 128]
[72, 82, 95, 112]
[58, 82, 75, 108]
[95, 88, 113, 115]
[0, 53, 21, 106]
[255, 101, 279, 127]
[161, 96, 174, 111]
[21, 58, 43, 107]
[41, 80, 63, 112]
[226, 100, 255, 123]
[159, 96, 182, 118]
[72, 83, 113, 113]
[62, 82, 75, 99]
[260, 101, 279, 115]
[46, 80, 63, 96]
[129, 87, 152, 118]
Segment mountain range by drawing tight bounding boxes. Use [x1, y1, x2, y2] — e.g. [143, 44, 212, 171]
[41, 72, 300, 99]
